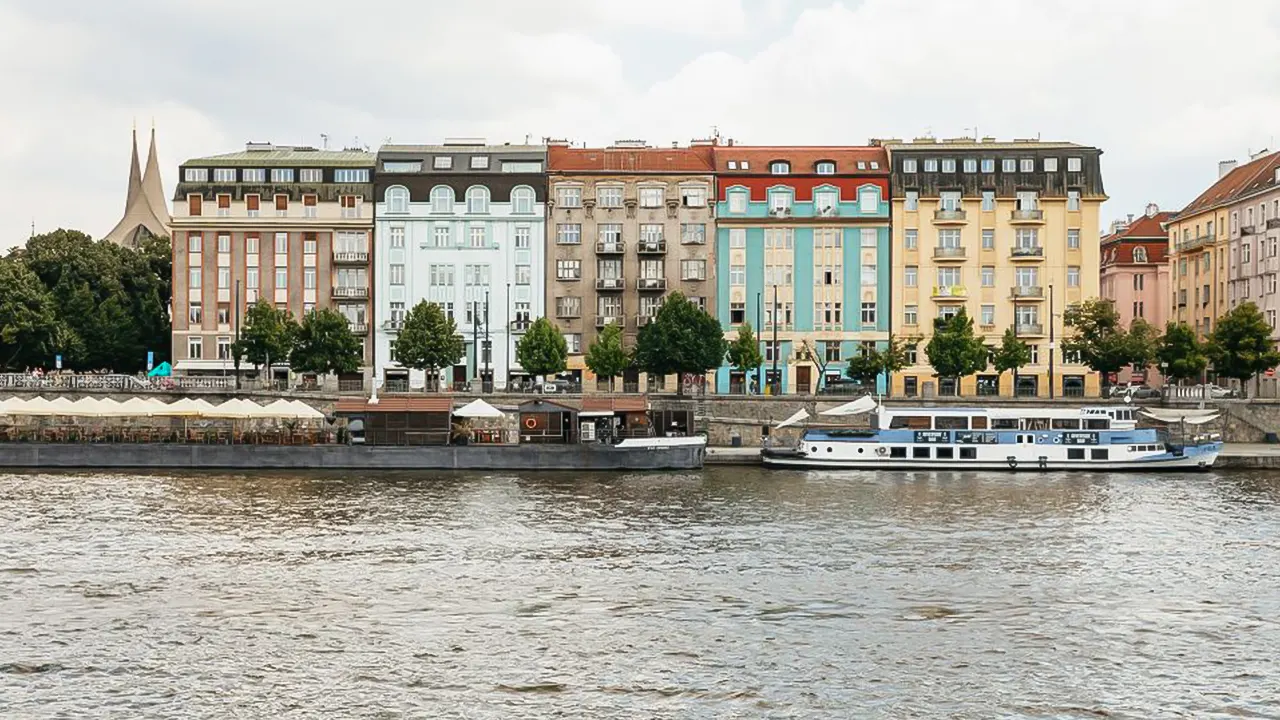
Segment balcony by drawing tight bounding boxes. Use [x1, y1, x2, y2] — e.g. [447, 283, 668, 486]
[636, 314, 655, 328]
[1015, 322, 1045, 336]
[510, 320, 530, 332]
[931, 285, 968, 300]
[596, 277, 625, 291]
[932, 246, 967, 261]
[637, 239, 667, 254]
[333, 250, 369, 264]
[332, 286, 368, 299]
[382, 319, 403, 331]
[1268, 218, 1280, 230]
[1010, 245, 1045, 261]
[348, 322, 369, 334]
[1010, 285, 1044, 299]
[595, 315, 623, 329]
[1176, 234, 1214, 252]
[1241, 224, 1258, 236]
[595, 241, 625, 254]
[637, 277, 667, 291]
[932, 208, 968, 225]
[1010, 208, 1045, 224]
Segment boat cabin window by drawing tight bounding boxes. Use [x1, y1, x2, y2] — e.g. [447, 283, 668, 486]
[1084, 418, 1110, 430]
[1022, 417, 1052, 431]
[912, 447, 930, 459]
[971, 416, 988, 429]
[890, 415, 933, 429]
[936, 447, 954, 459]
[959, 447, 977, 459]
[1091, 448, 1109, 460]
[991, 418, 1018, 430]
[1052, 419, 1081, 430]
[1110, 409, 1133, 421]
[935, 416, 968, 430]
[1067, 448, 1085, 460]
[890, 447, 907, 458]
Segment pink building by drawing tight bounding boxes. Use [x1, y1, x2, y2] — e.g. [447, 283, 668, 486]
[1100, 203, 1172, 387]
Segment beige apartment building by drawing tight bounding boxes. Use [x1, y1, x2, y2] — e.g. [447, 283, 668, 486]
[886, 138, 1106, 398]
[169, 143, 375, 388]
[545, 141, 716, 391]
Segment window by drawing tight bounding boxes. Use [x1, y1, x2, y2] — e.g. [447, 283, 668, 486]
[557, 224, 581, 245]
[563, 333, 581, 355]
[862, 264, 876, 286]
[923, 159, 938, 172]
[428, 264, 455, 287]
[681, 223, 706, 244]
[962, 158, 977, 173]
[463, 264, 491, 288]
[432, 226, 449, 248]
[1067, 228, 1080, 249]
[556, 259, 581, 280]
[981, 304, 995, 326]
[770, 161, 790, 174]
[468, 225, 486, 248]
[1028, 345, 1040, 364]
[861, 228, 878, 248]
[1133, 274, 1145, 291]
[981, 191, 995, 211]
[1067, 266, 1080, 287]
[1242, 243, 1251, 263]
[729, 229, 746, 248]
[815, 302, 842, 327]
[1067, 191, 1081, 211]
[292, 168, 320, 183]
[728, 191, 747, 214]
[268, 168, 293, 183]
[1002, 158, 1017, 172]
[941, 159, 956, 173]
[303, 267, 316, 289]
[639, 187, 664, 208]
[938, 191, 961, 212]
[1016, 228, 1040, 249]
[814, 188, 839, 213]
[904, 305, 918, 325]
[246, 268, 259, 289]
[274, 268, 287, 289]
[1133, 246, 1148, 263]
[1044, 158, 1058, 172]
[555, 296, 581, 318]
[681, 259, 707, 280]
[767, 228, 796, 249]
[861, 302, 876, 324]
[432, 156, 453, 170]
[469, 155, 489, 170]
[1019, 158, 1034, 172]
[302, 235, 316, 255]
[1015, 267, 1039, 287]
[729, 302, 745, 324]
[816, 161, 836, 175]
[902, 159, 918, 173]
[186, 234, 203, 254]
[386, 186, 409, 213]
[245, 235, 259, 254]
[245, 194, 260, 217]
[238, 169, 265, 185]
[554, 186, 583, 210]
[187, 336, 202, 359]
[188, 302, 202, 324]
[1133, 300, 1145, 318]
[769, 190, 792, 213]
[184, 168, 208, 182]
[597, 296, 622, 319]
[1270, 310, 1278, 328]
[981, 266, 994, 287]
[1271, 275, 1278, 295]
[904, 265, 917, 287]
[981, 229, 994, 250]
[1067, 157, 1082, 172]
[187, 194, 202, 216]
[512, 186, 535, 214]
[859, 187, 879, 214]
[514, 226, 530, 249]
[640, 223, 664, 244]
[980, 158, 994, 173]
[274, 194, 288, 216]
[729, 264, 746, 286]
[905, 229, 917, 250]
[465, 187, 489, 213]
[937, 267, 961, 287]
[938, 228, 961, 248]
[905, 191, 919, 211]
[212, 168, 235, 183]
[429, 186, 454, 213]
[275, 233, 288, 254]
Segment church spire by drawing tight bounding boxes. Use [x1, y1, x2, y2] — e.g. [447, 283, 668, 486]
[141, 124, 171, 226]
[104, 125, 168, 247]
[125, 125, 143, 213]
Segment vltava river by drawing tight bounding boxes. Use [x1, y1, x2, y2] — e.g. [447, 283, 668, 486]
[2, 469, 1278, 718]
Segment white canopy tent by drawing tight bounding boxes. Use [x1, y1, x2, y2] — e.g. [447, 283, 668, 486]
[775, 408, 809, 429]
[818, 395, 878, 417]
[454, 399, 505, 419]
[1142, 408, 1220, 425]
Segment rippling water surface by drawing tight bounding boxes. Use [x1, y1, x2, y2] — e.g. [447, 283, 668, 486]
[2, 468, 1280, 718]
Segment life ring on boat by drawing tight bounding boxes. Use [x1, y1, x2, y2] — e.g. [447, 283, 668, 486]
[524, 417, 537, 430]
[1007, 457, 1018, 469]
[875, 446, 888, 456]
[1053, 436, 1061, 444]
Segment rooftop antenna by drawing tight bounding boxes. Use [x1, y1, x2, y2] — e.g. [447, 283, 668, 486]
[964, 125, 978, 140]
[320, 133, 329, 149]
[30, 219, 35, 238]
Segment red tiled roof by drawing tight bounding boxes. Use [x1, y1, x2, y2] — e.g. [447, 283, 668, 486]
[712, 145, 889, 175]
[581, 396, 649, 412]
[334, 397, 453, 414]
[1100, 211, 1172, 266]
[1100, 211, 1174, 243]
[548, 145, 714, 173]
[1177, 151, 1280, 217]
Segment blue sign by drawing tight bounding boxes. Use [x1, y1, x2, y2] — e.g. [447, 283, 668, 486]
[55, 354, 62, 370]
[147, 351, 154, 371]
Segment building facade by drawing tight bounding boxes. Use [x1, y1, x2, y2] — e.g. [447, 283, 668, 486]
[373, 141, 546, 391]
[169, 143, 374, 385]
[712, 145, 891, 394]
[1100, 204, 1172, 387]
[546, 140, 715, 391]
[885, 138, 1105, 398]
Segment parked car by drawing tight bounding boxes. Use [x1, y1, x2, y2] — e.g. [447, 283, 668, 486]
[1195, 383, 1236, 399]
[1109, 384, 1160, 399]
[541, 379, 576, 394]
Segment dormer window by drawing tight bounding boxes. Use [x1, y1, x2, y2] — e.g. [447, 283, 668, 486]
[816, 161, 835, 175]
[770, 161, 790, 175]
[1133, 246, 1148, 263]
[740, 161, 750, 170]
[727, 161, 737, 170]
[433, 156, 452, 169]
[470, 156, 489, 169]
[857, 161, 866, 170]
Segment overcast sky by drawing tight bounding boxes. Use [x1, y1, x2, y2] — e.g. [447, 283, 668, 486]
[3, 0, 1280, 251]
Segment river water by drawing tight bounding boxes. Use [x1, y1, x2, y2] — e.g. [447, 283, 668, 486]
[2, 468, 1279, 719]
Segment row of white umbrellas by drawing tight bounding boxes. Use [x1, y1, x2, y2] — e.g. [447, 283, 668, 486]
[0, 396, 325, 420]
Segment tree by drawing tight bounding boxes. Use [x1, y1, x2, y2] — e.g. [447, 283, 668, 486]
[1207, 301, 1280, 398]
[881, 335, 920, 396]
[844, 347, 884, 386]
[727, 323, 765, 383]
[584, 322, 629, 390]
[0, 259, 71, 371]
[793, 340, 831, 392]
[1062, 299, 1158, 389]
[924, 309, 989, 392]
[232, 300, 298, 376]
[290, 308, 362, 376]
[1157, 321, 1208, 384]
[633, 291, 728, 395]
[516, 317, 568, 382]
[396, 300, 466, 391]
[991, 327, 1031, 380]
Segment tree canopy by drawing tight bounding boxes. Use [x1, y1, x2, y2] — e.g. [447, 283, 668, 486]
[232, 300, 298, 372]
[584, 322, 629, 388]
[633, 292, 727, 391]
[0, 258, 69, 371]
[1157, 321, 1208, 383]
[516, 317, 568, 380]
[1208, 302, 1280, 396]
[726, 323, 764, 378]
[1062, 299, 1156, 381]
[290, 308, 362, 376]
[396, 301, 465, 388]
[991, 327, 1031, 376]
[924, 309, 989, 381]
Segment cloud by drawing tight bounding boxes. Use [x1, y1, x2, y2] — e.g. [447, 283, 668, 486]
[3, 0, 1280, 250]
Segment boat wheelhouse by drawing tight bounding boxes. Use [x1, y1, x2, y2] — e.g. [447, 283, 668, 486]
[762, 400, 1221, 471]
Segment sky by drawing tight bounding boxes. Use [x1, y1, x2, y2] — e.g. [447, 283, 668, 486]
[3, 0, 1280, 251]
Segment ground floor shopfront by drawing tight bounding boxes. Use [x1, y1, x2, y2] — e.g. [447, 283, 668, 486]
[890, 370, 1101, 399]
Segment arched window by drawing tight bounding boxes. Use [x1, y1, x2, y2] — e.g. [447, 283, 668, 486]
[430, 186, 454, 213]
[466, 186, 490, 214]
[511, 186, 534, 214]
[858, 186, 880, 214]
[1133, 246, 1148, 263]
[385, 186, 409, 214]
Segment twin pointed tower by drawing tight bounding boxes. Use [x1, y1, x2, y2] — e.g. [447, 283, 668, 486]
[103, 125, 171, 247]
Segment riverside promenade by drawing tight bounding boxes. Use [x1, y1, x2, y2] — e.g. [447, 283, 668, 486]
[707, 444, 1280, 470]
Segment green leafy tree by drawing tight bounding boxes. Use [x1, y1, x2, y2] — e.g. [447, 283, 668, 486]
[1207, 301, 1280, 398]
[290, 308, 362, 376]
[584, 322, 629, 390]
[516, 317, 568, 382]
[991, 327, 1031, 377]
[633, 291, 728, 395]
[1063, 299, 1158, 389]
[726, 323, 765, 391]
[232, 300, 298, 375]
[0, 259, 72, 370]
[395, 301, 466, 391]
[881, 335, 920, 396]
[924, 309, 989, 393]
[1157, 321, 1208, 384]
[844, 347, 884, 385]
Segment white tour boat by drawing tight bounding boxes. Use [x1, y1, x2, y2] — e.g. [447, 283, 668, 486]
[761, 397, 1222, 471]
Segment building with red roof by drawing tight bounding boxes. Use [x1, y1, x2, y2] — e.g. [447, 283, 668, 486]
[1100, 203, 1173, 387]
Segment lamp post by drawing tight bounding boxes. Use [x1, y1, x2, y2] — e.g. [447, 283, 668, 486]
[484, 289, 491, 390]
[233, 279, 241, 389]
[1048, 282, 1055, 399]
[755, 291, 762, 395]
[505, 281, 511, 391]
[771, 284, 779, 395]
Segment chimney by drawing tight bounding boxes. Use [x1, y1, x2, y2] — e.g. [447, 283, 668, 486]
[1250, 148, 1270, 160]
[1219, 160, 1239, 178]
[1145, 202, 1159, 217]
[1127, 213, 1134, 225]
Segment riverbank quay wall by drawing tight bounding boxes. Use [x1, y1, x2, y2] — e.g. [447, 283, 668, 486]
[3, 388, 1278, 445]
